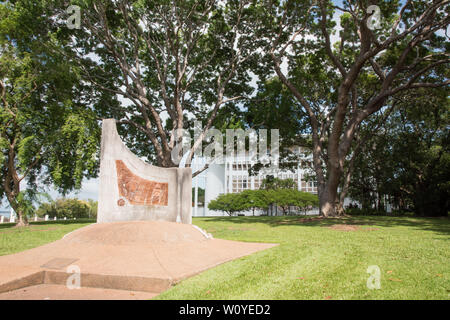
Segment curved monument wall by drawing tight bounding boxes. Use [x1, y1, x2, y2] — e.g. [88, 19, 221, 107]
[97, 119, 192, 224]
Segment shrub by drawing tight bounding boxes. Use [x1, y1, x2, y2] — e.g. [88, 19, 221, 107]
[208, 193, 246, 216]
[37, 198, 97, 219]
[208, 189, 318, 216]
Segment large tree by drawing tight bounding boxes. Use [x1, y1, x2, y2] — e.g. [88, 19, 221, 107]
[0, 1, 99, 226]
[52, 0, 257, 173]
[349, 88, 449, 216]
[257, 0, 449, 216]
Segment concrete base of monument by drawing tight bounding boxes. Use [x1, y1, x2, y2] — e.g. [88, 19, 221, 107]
[0, 221, 277, 300]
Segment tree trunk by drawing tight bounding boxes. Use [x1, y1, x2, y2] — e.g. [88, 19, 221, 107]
[15, 209, 29, 227]
[336, 147, 358, 216]
[3, 138, 29, 227]
[4, 181, 29, 227]
[319, 164, 341, 217]
[336, 195, 345, 216]
[6, 195, 29, 227]
[319, 189, 337, 217]
[5, 193, 29, 227]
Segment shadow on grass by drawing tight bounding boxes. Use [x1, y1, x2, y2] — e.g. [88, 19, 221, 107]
[0, 219, 95, 230]
[197, 215, 450, 236]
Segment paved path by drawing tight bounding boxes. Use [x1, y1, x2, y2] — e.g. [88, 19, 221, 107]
[0, 221, 277, 299]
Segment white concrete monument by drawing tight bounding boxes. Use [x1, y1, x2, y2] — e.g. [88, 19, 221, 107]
[97, 119, 192, 224]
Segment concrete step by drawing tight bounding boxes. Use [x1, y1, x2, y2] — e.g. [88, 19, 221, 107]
[0, 270, 171, 295]
[0, 283, 158, 300]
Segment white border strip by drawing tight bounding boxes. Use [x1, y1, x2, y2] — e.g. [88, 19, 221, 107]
[192, 225, 213, 239]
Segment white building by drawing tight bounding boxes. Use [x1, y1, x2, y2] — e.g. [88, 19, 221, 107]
[191, 150, 318, 217]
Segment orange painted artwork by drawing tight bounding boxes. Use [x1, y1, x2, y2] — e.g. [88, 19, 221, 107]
[115, 160, 168, 206]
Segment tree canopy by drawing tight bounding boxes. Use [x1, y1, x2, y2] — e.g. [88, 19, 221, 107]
[0, 1, 99, 225]
[253, 0, 449, 216]
[349, 88, 449, 216]
[1, 0, 448, 222]
[50, 0, 259, 171]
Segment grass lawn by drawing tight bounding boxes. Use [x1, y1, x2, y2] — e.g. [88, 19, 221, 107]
[155, 215, 450, 300]
[0, 216, 448, 299]
[0, 219, 95, 256]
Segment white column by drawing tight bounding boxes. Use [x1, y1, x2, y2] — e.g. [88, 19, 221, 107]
[0, 215, 4, 223]
[297, 164, 301, 191]
[228, 159, 233, 193]
[10, 208, 15, 223]
[194, 175, 198, 217]
[224, 159, 227, 194]
[250, 161, 255, 190]
[202, 176, 206, 217]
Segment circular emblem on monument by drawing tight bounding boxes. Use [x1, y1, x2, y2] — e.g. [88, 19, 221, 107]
[117, 198, 126, 206]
